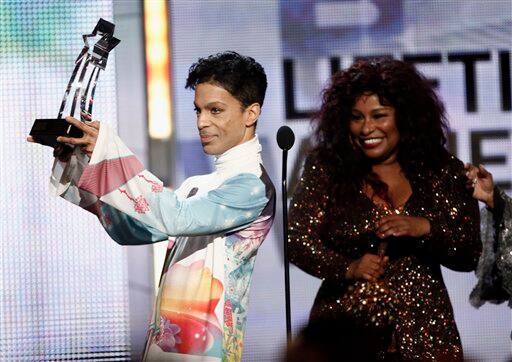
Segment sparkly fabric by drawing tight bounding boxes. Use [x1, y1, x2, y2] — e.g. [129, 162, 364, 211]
[470, 187, 512, 308]
[288, 153, 481, 361]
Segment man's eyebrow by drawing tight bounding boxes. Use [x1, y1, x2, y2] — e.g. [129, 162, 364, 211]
[193, 101, 228, 108]
[206, 101, 228, 107]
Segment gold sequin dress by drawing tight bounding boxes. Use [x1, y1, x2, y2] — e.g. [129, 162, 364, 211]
[288, 153, 482, 361]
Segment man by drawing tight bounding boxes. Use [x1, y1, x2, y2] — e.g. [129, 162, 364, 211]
[29, 51, 275, 361]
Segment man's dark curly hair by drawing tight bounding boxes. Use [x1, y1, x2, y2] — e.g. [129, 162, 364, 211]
[314, 58, 449, 199]
[185, 51, 267, 108]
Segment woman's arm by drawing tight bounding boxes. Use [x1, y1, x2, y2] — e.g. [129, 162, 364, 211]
[422, 156, 482, 272]
[288, 155, 355, 281]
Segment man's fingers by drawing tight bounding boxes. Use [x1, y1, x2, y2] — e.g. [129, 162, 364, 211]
[65, 116, 95, 134]
[82, 145, 95, 156]
[27, 136, 35, 143]
[57, 136, 87, 145]
[88, 120, 100, 130]
[65, 116, 85, 128]
[80, 111, 92, 121]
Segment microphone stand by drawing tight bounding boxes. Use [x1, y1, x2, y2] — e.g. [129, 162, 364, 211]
[282, 147, 292, 344]
[277, 125, 295, 344]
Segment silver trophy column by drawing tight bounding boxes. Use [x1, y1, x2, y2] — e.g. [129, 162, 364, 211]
[58, 18, 120, 122]
[30, 18, 120, 150]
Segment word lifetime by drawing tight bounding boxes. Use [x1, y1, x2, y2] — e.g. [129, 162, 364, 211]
[284, 50, 512, 119]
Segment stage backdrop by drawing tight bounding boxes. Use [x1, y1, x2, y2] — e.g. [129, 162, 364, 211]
[1, 1, 511, 361]
[169, 1, 512, 361]
[0, 1, 134, 361]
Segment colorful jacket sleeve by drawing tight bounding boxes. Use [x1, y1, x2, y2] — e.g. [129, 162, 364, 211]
[50, 123, 269, 245]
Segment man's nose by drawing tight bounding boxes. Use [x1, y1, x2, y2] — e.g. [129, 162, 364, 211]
[197, 113, 210, 129]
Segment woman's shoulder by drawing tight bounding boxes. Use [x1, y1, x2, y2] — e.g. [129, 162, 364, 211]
[413, 150, 464, 186]
[438, 151, 465, 175]
[424, 150, 467, 189]
[297, 151, 337, 188]
[302, 150, 331, 173]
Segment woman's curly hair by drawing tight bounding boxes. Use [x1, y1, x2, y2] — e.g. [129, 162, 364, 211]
[313, 58, 449, 200]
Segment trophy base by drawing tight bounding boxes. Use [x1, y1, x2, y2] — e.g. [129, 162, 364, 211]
[30, 118, 84, 148]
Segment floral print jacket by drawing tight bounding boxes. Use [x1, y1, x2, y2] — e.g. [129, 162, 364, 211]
[50, 124, 275, 362]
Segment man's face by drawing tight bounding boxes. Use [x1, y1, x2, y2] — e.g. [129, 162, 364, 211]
[194, 82, 253, 155]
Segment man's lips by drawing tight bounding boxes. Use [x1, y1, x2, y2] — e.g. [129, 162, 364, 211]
[200, 134, 216, 143]
[360, 137, 384, 149]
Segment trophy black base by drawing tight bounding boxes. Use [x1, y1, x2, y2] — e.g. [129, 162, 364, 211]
[30, 118, 84, 148]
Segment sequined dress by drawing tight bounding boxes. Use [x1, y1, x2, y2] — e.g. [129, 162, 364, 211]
[288, 153, 481, 361]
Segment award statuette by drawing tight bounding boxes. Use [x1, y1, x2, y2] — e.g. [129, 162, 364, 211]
[29, 18, 120, 150]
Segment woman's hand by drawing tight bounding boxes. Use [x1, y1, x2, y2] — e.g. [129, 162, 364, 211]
[346, 253, 389, 281]
[376, 215, 431, 239]
[465, 163, 494, 208]
[56, 113, 100, 157]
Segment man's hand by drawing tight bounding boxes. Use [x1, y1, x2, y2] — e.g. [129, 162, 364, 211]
[376, 215, 431, 239]
[56, 113, 100, 157]
[465, 163, 494, 208]
[26, 112, 100, 158]
[346, 253, 389, 281]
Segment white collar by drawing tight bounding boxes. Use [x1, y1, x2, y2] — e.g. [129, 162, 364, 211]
[214, 135, 262, 176]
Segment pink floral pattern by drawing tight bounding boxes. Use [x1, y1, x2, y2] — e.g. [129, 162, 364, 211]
[224, 300, 233, 329]
[119, 188, 150, 214]
[138, 174, 164, 193]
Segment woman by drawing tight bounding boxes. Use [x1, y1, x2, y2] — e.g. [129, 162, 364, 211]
[288, 59, 481, 360]
[465, 164, 512, 308]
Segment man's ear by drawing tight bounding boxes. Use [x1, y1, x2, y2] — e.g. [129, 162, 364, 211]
[244, 103, 261, 127]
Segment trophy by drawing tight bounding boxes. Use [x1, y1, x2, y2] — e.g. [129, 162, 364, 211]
[29, 18, 120, 154]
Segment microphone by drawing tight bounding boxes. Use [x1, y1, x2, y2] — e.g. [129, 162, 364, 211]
[277, 125, 295, 151]
[276, 125, 295, 344]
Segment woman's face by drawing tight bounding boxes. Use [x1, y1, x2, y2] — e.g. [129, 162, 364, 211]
[349, 93, 400, 164]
